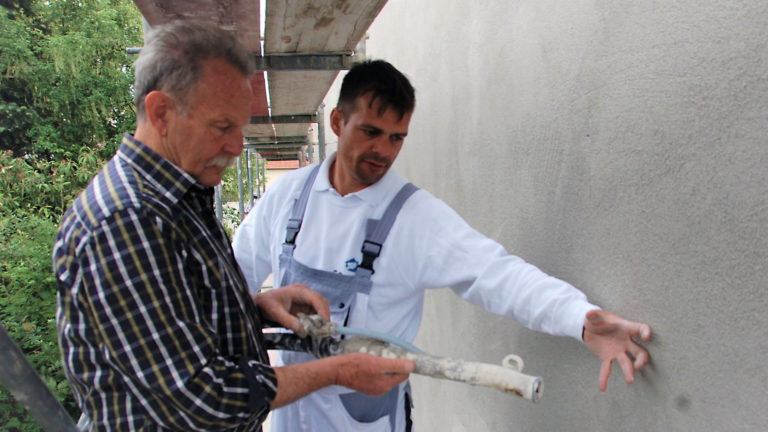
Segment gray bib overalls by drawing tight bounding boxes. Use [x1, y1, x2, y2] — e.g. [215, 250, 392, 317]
[278, 165, 418, 430]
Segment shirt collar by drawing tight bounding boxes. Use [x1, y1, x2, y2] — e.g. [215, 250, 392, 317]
[313, 151, 403, 205]
[118, 133, 206, 203]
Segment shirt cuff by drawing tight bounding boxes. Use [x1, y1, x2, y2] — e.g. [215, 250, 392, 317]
[238, 357, 278, 411]
[566, 303, 602, 342]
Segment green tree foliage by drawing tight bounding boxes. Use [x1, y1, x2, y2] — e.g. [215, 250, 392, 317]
[1, 1, 143, 429]
[0, 0, 143, 159]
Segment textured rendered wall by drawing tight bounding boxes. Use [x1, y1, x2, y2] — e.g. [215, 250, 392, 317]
[321, 1, 768, 430]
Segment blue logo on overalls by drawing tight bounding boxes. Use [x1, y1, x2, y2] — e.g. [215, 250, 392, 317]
[345, 258, 359, 272]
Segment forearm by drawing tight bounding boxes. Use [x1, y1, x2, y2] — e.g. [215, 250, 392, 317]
[270, 357, 340, 409]
[270, 353, 414, 409]
[439, 233, 598, 339]
[415, 200, 598, 339]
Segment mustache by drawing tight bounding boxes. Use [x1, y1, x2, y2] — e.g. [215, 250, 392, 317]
[205, 155, 238, 169]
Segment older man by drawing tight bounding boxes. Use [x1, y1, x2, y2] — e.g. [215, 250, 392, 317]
[53, 22, 412, 431]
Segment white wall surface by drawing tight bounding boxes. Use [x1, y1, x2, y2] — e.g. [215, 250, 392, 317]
[321, 1, 768, 430]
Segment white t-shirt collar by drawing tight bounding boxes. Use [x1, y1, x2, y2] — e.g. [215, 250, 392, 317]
[313, 152, 403, 205]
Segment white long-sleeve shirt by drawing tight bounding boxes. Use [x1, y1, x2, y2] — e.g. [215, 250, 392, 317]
[233, 152, 597, 345]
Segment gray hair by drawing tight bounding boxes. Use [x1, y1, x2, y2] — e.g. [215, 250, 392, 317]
[133, 20, 253, 121]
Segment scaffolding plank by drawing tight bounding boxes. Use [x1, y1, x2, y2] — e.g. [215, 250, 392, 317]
[263, 0, 387, 53]
[268, 70, 338, 114]
[275, 123, 312, 140]
[132, 0, 391, 158]
[133, 1, 262, 52]
[243, 123, 275, 139]
[263, 0, 387, 148]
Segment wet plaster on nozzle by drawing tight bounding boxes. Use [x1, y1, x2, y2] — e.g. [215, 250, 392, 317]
[298, 314, 543, 403]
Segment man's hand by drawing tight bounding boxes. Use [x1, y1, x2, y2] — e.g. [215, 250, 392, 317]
[583, 309, 652, 392]
[271, 354, 414, 409]
[335, 353, 415, 396]
[252, 284, 330, 334]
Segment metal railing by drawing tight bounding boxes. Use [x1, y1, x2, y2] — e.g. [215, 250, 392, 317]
[0, 323, 78, 432]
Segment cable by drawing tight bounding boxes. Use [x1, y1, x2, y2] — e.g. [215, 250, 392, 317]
[334, 325, 425, 354]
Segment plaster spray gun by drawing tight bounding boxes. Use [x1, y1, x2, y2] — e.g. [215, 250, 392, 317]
[263, 313, 543, 403]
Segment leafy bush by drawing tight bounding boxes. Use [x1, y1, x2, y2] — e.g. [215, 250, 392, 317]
[0, 148, 106, 430]
[0, 149, 102, 219]
[0, 213, 78, 430]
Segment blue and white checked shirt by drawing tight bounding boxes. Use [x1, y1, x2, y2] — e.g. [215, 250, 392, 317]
[54, 134, 276, 431]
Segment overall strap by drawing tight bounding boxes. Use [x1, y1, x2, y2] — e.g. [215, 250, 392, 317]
[358, 182, 419, 277]
[283, 164, 321, 255]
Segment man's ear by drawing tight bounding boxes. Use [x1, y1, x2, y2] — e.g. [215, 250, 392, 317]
[329, 107, 344, 137]
[143, 91, 175, 136]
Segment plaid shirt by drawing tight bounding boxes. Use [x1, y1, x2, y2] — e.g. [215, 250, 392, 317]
[54, 134, 276, 431]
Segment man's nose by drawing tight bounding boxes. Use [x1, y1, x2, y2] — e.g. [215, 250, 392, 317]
[223, 131, 245, 155]
[370, 134, 391, 153]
